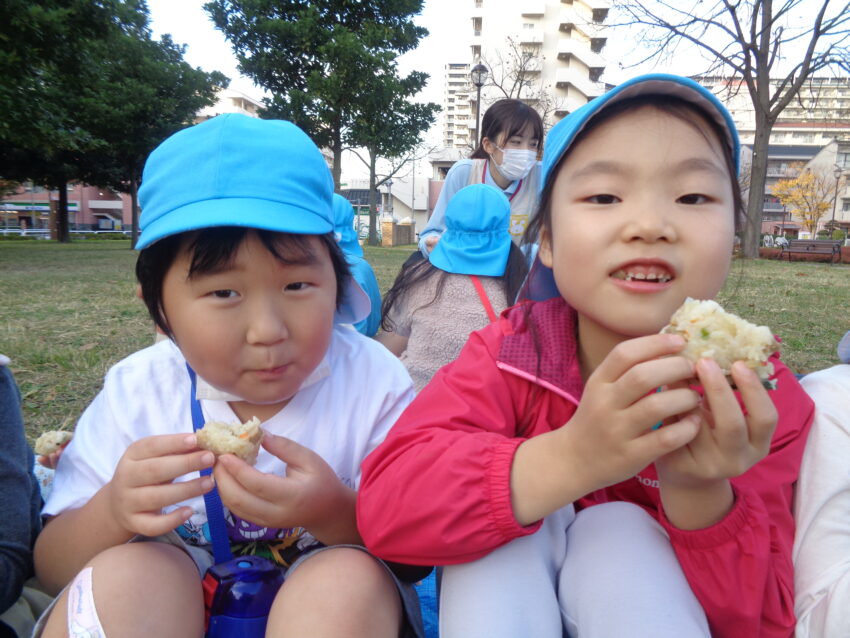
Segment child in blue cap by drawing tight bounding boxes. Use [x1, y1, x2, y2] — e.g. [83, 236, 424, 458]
[378, 184, 528, 392]
[33, 114, 425, 638]
[332, 194, 382, 337]
[359, 74, 814, 638]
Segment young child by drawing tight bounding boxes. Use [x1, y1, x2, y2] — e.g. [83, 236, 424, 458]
[378, 184, 528, 392]
[418, 98, 544, 253]
[358, 74, 814, 638]
[33, 114, 424, 638]
[332, 193, 382, 337]
[793, 329, 850, 637]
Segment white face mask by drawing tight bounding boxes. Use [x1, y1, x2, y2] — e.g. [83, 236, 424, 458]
[493, 148, 537, 181]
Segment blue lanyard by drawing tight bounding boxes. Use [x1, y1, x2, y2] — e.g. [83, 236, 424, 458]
[186, 364, 234, 564]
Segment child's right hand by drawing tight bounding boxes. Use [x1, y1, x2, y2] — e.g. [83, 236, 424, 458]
[512, 334, 702, 525]
[105, 433, 215, 538]
[565, 333, 703, 488]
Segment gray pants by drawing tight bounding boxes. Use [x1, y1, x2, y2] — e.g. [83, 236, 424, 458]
[439, 502, 711, 638]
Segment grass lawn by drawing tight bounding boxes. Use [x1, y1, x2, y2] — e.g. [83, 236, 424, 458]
[1, 239, 848, 441]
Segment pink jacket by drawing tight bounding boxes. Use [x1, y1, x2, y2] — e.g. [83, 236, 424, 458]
[358, 297, 814, 638]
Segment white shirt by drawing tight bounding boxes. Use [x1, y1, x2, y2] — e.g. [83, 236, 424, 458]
[794, 365, 850, 638]
[44, 327, 415, 555]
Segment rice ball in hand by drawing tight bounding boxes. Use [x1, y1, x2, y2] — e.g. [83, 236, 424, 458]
[196, 417, 263, 465]
[34, 430, 74, 456]
[661, 298, 780, 389]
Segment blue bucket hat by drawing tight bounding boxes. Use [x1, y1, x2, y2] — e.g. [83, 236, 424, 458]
[137, 113, 370, 324]
[332, 193, 364, 257]
[429, 184, 512, 277]
[523, 73, 741, 302]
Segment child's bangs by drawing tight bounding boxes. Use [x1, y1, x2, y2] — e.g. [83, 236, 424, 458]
[186, 228, 322, 277]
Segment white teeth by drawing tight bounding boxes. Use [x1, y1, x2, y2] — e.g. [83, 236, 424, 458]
[623, 272, 671, 282]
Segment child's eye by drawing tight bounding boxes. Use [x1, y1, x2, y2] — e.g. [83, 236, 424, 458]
[678, 194, 710, 205]
[586, 194, 620, 204]
[212, 289, 237, 299]
[285, 282, 311, 291]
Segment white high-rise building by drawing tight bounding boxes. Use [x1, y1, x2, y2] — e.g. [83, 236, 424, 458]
[441, 0, 610, 152]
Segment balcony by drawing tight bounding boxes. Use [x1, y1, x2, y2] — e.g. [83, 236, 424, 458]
[522, 2, 546, 16]
[559, 7, 605, 37]
[554, 68, 606, 98]
[519, 31, 544, 45]
[557, 37, 606, 71]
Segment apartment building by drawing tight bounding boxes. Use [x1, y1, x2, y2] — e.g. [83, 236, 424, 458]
[698, 76, 850, 147]
[441, 0, 610, 152]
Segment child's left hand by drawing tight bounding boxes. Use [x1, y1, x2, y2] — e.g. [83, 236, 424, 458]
[213, 433, 359, 545]
[654, 358, 778, 529]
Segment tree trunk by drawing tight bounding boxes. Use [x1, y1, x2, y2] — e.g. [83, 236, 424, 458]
[331, 124, 342, 192]
[367, 153, 379, 246]
[130, 177, 139, 249]
[56, 179, 70, 243]
[742, 115, 772, 259]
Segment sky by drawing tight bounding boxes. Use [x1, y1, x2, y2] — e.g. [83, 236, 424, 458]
[143, 0, 825, 180]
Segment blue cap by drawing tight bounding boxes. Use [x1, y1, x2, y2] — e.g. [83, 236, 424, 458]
[838, 330, 850, 364]
[522, 73, 741, 302]
[542, 73, 740, 188]
[332, 194, 363, 258]
[137, 113, 370, 324]
[429, 184, 512, 277]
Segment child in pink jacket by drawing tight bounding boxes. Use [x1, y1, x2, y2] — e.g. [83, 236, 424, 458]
[358, 74, 814, 638]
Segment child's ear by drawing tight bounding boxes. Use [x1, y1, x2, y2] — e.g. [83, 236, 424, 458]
[538, 226, 554, 268]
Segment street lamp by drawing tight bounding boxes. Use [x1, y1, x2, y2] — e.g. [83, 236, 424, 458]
[470, 63, 489, 146]
[385, 179, 393, 220]
[830, 165, 843, 239]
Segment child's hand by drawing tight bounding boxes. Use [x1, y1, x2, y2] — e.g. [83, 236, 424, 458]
[37, 441, 70, 470]
[654, 358, 777, 528]
[512, 334, 703, 525]
[565, 334, 704, 488]
[214, 433, 357, 545]
[106, 434, 215, 538]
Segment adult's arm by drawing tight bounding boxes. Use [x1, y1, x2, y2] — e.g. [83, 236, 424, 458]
[794, 365, 850, 638]
[417, 161, 472, 256]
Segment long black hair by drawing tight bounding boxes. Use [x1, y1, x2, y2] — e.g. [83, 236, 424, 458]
[381, 245, 529, 333]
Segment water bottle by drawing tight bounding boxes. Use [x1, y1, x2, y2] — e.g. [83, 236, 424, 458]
[202, 555, 285, 638]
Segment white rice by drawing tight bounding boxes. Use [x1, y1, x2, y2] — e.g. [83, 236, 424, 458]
[196, 416, 263, 465]
[661, 298, 779, 382]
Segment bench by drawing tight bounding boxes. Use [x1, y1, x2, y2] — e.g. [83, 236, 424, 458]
[780, 239, 842, 264]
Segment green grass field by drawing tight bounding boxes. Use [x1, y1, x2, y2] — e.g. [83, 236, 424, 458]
[1, 239, 848, 441]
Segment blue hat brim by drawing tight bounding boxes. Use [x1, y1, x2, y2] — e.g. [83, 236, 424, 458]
[136, 197, 333, 250]
[542, 74, 741, 187]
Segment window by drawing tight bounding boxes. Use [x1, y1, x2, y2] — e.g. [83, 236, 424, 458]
[842, 199, 850, 213]
[838, 152, 850, 169]
[523, 23, 534, 29]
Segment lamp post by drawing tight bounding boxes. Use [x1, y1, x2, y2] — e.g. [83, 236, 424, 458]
[470, 63, 488, 146]
[386, 179, 393, 220]
[830, 165, 843, 240]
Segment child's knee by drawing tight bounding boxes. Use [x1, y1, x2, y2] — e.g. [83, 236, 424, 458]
[286, 547, 396, 600]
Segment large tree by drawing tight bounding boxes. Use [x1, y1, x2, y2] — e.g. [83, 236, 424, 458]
[1, 0, 225, 243]
[772, 166, 836, 234]
[205, 0, 430, 189]
[612, 0, 850, 258]
[347, 68, 438, 245]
